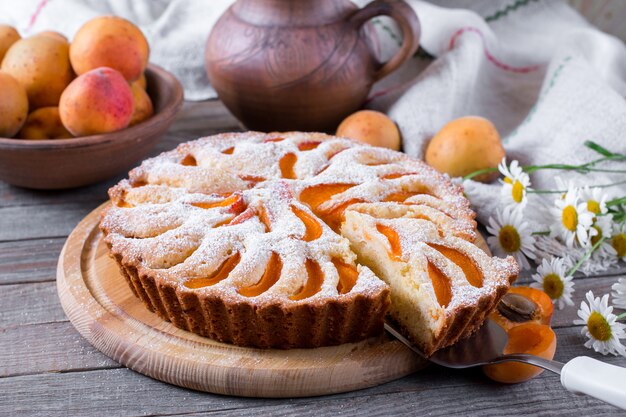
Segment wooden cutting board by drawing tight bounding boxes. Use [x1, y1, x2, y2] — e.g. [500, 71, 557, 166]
[57, 203, 434, 398]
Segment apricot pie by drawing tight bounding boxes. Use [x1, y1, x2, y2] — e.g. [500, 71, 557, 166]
[100, 132, 518, 354]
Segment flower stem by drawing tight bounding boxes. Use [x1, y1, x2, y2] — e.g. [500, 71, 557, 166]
[528, 180, 626, 195]
[566, 236, 606, 276]
[463, 167, 498, 181]
[616, 312, 626, 321]
[532, 231, 551, 236]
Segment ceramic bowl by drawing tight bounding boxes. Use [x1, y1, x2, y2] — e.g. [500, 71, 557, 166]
[0, 64, 183, 189]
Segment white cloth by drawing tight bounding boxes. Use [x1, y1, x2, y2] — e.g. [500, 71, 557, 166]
[3, 0, 625, 226]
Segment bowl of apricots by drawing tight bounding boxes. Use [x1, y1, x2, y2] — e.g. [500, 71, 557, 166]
[0, 17, 183, 189]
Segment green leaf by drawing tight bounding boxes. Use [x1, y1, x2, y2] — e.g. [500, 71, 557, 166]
[584, 140, 615, 157]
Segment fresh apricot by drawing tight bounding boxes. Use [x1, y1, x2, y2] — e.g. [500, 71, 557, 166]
[17, 107, 72, 140]
[133, 72, 147, 90]
[336, 110, 401, 151]
[36, 30, 68, 43]
[483, 322, 557, 383]
[0, 71, 28, 137]
[59, 67, 133, 136]
[1, 35, 74, 109]
[70, 16, 149, 81]
[129, 82, 153, 126]
[490, 286, 554, 331]
[0, 24, 20, 63]
[425, 116, 505, 182]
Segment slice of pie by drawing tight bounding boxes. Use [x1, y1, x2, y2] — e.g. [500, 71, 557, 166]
[100, 131, 518, 352]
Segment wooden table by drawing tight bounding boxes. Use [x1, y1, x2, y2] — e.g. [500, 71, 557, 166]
[2, 100, 625, 416]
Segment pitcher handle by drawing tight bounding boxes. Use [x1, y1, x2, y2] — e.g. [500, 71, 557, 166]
[350, 0, 421, 82]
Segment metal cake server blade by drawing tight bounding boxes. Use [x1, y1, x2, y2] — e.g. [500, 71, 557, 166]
[385, 319, 626, 409]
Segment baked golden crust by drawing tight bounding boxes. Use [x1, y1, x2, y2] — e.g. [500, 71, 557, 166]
[100, 131, 516, 351]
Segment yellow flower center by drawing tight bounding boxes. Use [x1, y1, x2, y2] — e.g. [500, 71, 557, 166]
[612, 233, 626, 258]
[587, 311, 612, 342]
[512, 180, 524, 203]
[542, 273, 564, 300]
[499, 225, 521, 253]
[504, 177, 513, 184]
[591, 225, 602, 246]
[587, 200, 601, 215]
[562, 205, 578, 232]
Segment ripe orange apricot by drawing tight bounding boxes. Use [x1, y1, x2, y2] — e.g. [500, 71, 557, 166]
[425, 116, 504, 183]
[70, 16, 149, 81]
[336, 110, 401, 151]
[17, 107, 72, 140]
[0, 71, 28, 137]
[483, 323, 557, 384]
[490, 286, 554, 331]
[0, 24, 20, 62]
[129, 82, 154, 126]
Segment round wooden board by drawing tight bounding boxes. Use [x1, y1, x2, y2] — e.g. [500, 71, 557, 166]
[57, 203, 435, 398]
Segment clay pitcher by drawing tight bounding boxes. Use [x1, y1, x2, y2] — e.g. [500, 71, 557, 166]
[205, 0, 420, 132]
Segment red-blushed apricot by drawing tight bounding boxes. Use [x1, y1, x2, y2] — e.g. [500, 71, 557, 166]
[1, 35, 74, 109]
[0, 71, 28, 137]
[70, 16, 149, 81]
[490, 286, 554, 331]
[0, 24, 20, 63]
[336, 110, 401, 151]
[483, 323, 557, 384]
[425, 116, 505, 183]
[17, 107, 73, 140]
[129, 82, 153, 126]
[59, 67, 133, 136]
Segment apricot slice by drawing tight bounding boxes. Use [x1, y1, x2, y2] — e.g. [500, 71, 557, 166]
[291, 205, 322, 241]
[483, 323, 557, 383]
[239, 252, 282, 297]
[427, 261, 452, 308]
[191, 194, 241, 210]
[427, 243, 483, 288]
[257, 204, 271, 232]
[376, 223, 402, 260]
[264, 137, 284, 143]
[222, 146, 234, 155]
[279, 152, 297, 179]
[184, 252, 241, 289]
[239, 174, 265, 185]
[298, 141, 321, 151]
[332, 258, 358, 294]
[290, 259, 324, 300]
[299, 183, 356, 211]
[381, 172, 415, 180]
[490, 286, 554, 331]
[318, 198, 363, 231]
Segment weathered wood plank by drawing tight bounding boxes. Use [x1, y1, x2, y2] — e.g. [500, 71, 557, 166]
[0, 282, 67, 327]
[1, 337, 623, 417]
[0, 238, 65, 284]
[0, 202, 98, 242]
[0, 321, 119, 377]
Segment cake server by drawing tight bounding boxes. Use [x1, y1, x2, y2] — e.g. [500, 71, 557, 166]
[384, 319, 626, 409]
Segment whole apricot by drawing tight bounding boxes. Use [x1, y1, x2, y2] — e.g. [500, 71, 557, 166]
[0, 72, 28, 137]
[36, 30, 68, 43]
[425, 116, 505, 182]
[0, 24, 20, 63]
[70, 16, 149, 81]
[129, 82, 154, 126]
[17, 107, 72, 140]
[336, 110, 401, 151]
[134, 72, 147, 90]
[59, 67, 133, 136]
[1, 36, 74, 109]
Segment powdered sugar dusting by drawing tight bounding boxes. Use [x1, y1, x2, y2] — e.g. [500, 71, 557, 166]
[101, 131, 490, 306]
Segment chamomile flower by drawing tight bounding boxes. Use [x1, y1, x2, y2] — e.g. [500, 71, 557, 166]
[550, 187, 596, 248]
[486, 206, 536, 270]
[531, 257, 574, 309]
[498, 158, 531, 210]
[580, 185, 609, 216]
[574, 291, 626, 356]
[610, 222, 626, 261]
[611, 278, 626, 310]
